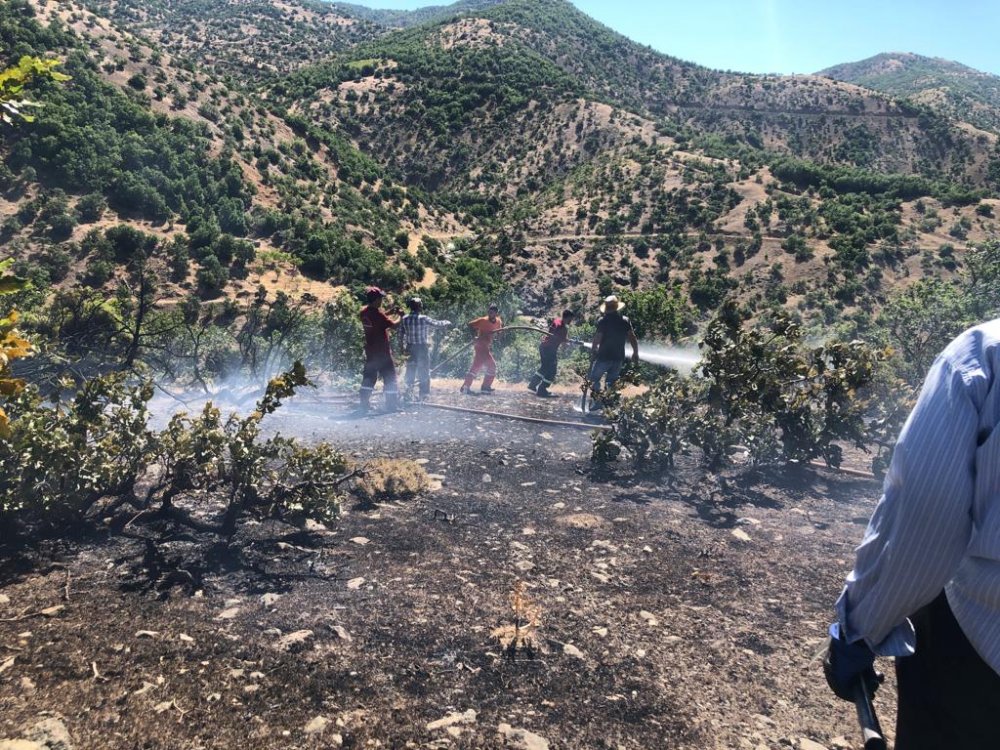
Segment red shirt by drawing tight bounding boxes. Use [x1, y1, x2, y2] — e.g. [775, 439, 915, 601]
[541, 318, 569, 350]
[469, 316, 503, 350]
[360, 305, 395, 357]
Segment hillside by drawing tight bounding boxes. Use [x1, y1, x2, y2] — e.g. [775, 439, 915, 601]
[819, 52, 1000, 135]
[80, 0, 381, 82]
[3, 0, 1000, 337]
[1, 0, 469, 310]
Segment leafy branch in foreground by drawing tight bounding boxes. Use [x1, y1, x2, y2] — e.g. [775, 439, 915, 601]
[0, 55, 70, 125]
[0, 363, 356, 537]
[0, 259, 34, 437]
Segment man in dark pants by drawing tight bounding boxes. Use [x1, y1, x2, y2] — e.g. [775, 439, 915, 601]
[588, 295, 639, 407]
[358, 287, 399, 413]
[824, 320, 1000, 748]
[399, 297, 451, 400]
[528, 310, 574, 398]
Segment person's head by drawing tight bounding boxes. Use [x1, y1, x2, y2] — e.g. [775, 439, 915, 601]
[488, 303, 499, 322]
[562, 309, 575, 325]
[366, 286, 386, 307]
[600, 295, 623, 315]
[408, 296, 423, 313]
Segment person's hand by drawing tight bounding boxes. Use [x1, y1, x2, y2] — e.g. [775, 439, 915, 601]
[631, 352, 640, 364]
[823, 625, 880, 702]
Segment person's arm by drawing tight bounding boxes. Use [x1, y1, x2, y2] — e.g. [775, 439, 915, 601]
[590, 331, 602, 359]
[837, 354, 979, 654]
[427, 315, 452, 328]
[627, 326, 639, 363]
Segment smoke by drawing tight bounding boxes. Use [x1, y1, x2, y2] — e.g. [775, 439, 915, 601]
[635, 345, 701, 374]
[579, 341, 701, 373]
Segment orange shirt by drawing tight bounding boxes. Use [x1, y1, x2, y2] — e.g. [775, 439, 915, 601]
[469, 316, 503, 349]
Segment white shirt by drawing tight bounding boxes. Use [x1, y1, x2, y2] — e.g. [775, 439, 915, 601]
[838, 319, 1000, 674]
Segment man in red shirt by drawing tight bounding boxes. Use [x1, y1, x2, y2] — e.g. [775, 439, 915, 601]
[461, 304, 503, 395]
[528, 309, 575, 398]
[359, 287, 400, 412]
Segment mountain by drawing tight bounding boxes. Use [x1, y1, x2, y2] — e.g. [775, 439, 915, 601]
[331, 0, 505, 28]
[1, 0, 467, 302]
[3, 0, 1000, 332]
[819, 52, 1000, 135]
[79, 0, 381, 81]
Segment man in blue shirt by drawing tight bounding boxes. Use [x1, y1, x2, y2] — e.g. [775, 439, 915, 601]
[825, 320, 1000, 748]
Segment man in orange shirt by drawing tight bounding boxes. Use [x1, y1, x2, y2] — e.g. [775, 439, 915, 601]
[461, 304, 503, 395]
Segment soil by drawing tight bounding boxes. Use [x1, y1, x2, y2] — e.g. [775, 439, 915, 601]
[0, 386, 892, 750]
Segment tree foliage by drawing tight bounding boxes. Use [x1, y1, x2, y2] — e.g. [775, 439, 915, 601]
[594, 303, 886, 473]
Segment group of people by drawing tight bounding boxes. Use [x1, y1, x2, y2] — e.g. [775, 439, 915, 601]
[357, 286, 639, 412]
[360, 284, 1000, 746]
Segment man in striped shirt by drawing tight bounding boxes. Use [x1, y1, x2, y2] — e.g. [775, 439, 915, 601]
[399, 297, 451, 400]
[825, 320, 1000, 748]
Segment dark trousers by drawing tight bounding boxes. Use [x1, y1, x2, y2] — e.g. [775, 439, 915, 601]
[895, 591, 1000, 749]
[529, 346, 558, 390]
[360, 351, 397, 408]
[405, 343, 431, 396]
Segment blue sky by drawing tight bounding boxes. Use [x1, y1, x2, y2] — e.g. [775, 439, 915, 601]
[346, 0, 1000, 76]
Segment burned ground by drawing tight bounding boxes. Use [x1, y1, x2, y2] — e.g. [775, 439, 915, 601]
[0, 388, 891, 749]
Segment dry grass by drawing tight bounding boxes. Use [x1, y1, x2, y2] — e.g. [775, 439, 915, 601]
[353, 458, 431, 507]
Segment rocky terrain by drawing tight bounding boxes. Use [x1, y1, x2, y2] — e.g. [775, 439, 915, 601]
[0, 388, 893, 749]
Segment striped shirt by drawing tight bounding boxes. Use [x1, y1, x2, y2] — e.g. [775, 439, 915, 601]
[399, 313, 450, 346]
[837, 319, 1000, 674]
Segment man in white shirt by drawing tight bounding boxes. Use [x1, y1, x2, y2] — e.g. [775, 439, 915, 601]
[825, 320, 1000, 748]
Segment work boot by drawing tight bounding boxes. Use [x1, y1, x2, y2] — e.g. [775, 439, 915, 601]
[460, 386, 475, 396]
[535, 386, 554, 398]
[480, 386, 495, 395]
[527, 375, 540, 392]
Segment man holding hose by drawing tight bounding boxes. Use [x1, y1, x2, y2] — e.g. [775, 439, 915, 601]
[588, 295, 639, 407]
[528, 309, 575, 398]
[824, 320, 1000, 748]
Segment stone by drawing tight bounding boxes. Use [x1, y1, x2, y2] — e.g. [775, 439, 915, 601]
[304, 716, 330, 735]
[350, 537, 370, 545]
[639, 610, 659, 627]
[426, 710, 477, 731]
[798, 740, 828, 750]
[178, 633, 195, 643]
[562, 643, 584, 659]
[498, 723, 549, 750]
[346, 577, 365, 590]
[275, 630, 314, 651]
[0, 594, 10, 605]
[25, 718, 74, 750]
[0, 741, 46, 750]
[731, 529, 752, 542]
[331, 625, 352, 642]
[215, 607, 240, 620]
[40, 606, 64, 617]
[260, 593, 281, 607]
